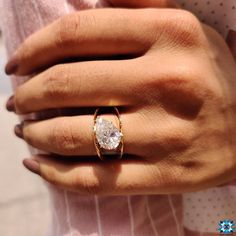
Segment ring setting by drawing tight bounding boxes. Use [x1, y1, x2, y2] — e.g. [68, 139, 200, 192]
[93, 107, 124, 160]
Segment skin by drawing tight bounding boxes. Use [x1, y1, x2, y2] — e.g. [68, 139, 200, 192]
[5, 3, 236, 195]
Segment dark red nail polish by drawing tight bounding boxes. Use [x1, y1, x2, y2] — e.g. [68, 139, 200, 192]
[5, 55, 19, 75]
[23, 159, 40, 175]
[6, 95, 15, 112]
[14, 124, 24, 139]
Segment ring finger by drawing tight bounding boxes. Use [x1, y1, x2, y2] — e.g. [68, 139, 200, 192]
[17, 113, 137, 156]
[16, 110, 190, 159]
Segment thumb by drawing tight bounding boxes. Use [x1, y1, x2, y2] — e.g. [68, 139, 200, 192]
[101, 0, 179, 8]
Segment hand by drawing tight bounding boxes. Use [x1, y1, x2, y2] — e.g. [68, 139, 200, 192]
[6, 8, 236, 195]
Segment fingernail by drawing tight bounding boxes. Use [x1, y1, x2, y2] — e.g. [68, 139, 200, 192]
[6, 95, 15, 112]
[23, 159, 40, 175]
[14, 123, 24, 139]
[5, 54, 19, 75]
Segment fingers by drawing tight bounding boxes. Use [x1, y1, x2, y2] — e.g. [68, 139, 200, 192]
[23, 155, 166, 195]
[18, 113, 137, 156]
[12, 59, 141, 114]
[5, 8, 166, 75]
[108, 0, 179, 8]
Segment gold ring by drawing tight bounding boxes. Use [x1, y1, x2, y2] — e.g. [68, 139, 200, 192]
[93, 107, 124, 161]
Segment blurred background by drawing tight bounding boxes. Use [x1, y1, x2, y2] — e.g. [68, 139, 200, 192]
[0, 31, 50, 236]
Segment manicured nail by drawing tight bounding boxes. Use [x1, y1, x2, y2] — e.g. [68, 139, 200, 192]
[14, 123, 24, 139]
[5, 54, 19, 75]
[6, 95, 15, 112]
[23, 159, 40, 175]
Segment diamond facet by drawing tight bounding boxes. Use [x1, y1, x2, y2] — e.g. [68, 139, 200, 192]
[95, 117, 122, 150]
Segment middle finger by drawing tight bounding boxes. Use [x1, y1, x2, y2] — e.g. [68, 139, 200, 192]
[13, 59, 142, 114]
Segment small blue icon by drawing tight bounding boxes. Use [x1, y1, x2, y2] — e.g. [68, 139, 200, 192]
[218, 220, 235, 234]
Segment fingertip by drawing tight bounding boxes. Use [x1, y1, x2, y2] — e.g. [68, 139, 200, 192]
[5, 54, 19, 75]
[23, 158, 41, 175]
[14, 123, 24, 139]
[6, 95, 15, 112]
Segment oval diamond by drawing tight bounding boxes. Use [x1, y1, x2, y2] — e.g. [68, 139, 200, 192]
[95, 117, 122, 150]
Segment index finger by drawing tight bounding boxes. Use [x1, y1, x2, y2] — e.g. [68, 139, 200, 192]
[5, 8, 181, 76]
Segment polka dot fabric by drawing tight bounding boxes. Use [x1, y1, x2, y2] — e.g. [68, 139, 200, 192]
[183, 188, 236, 232]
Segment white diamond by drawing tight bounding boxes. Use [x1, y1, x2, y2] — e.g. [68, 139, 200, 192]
[95, 117, 122, 150]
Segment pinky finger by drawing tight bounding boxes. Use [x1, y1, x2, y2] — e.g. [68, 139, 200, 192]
[23, 155, 167, 195]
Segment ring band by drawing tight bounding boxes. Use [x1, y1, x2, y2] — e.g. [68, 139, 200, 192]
[93, 107, 124, 161]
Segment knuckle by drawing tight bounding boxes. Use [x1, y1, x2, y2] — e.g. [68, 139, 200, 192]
[153, 162, 186, 191]
[144, 61, 206, 118]
[56, 12, 96, 48]
[171, 62, 223, 106]
[169, 165, 197, 191]
[166, 131, 191, 150]
[147, 123, 194, 158]
[44, 167, 103, 194]
[163, 127, 193, 152]
[163, 166, 185, 188]
[162, 10, 203, 47]
[50, 118, 78, 155]
[175, 10, 200, 27]
[146, 61, 202, 95]
[79, 177, 103, 195]
[201, 82, 223, 105]
[43, 66, 71, 100]
[195, 74, 225, 106]
[56, 13, 82, 47]
[157, 160, 200, 192]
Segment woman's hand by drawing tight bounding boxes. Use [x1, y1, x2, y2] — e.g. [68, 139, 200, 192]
[6, 8, 236, 195]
